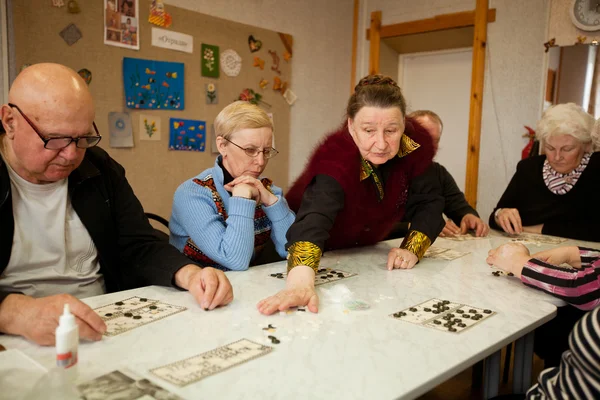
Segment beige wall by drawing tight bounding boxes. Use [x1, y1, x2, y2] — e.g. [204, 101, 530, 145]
[9, 0, 354, 222]
[357, 0, 550, 221]
[379, 40, 399, 80]
[169, 0, 354, 184]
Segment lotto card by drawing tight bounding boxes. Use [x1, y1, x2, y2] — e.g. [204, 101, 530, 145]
[270, 268, 357, 286]
[94, 296, 159, 318]
[424, 247, 470, 260]
[77, 370, 182, 400]
[151, 339, 273, 386]
[390, 298, 495, 333]
[95, 297, 187, 337]
[443, 234, 486, 242]
[504, 232, 567, 245]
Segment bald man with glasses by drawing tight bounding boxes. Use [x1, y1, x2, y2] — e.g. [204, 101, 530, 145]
[0, 63, 233, 346]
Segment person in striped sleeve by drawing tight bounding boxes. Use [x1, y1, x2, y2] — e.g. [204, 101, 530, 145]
[487, 242, 600, 369]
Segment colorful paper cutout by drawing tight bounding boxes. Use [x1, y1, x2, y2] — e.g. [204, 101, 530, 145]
[259, 79, 269, 89]
[169, 118, 206, 152]
[139, 114, 161, 141]
[248, 35, 262, 52]
[149, 0, 172, 28]
[201, 44, 220, 78]
[206, 83, 218, 104]
[123, 57, 184, 110]
[220, 49, 242, 77]
[108, 112, 134, 148]
[238, 88, 271, 108]
[273, 76, 288, 93]
[283, 51, 292, 62]
[52, 0, 65, 7]
[59, 24, 82, 46]
[253, 57, 265, 70]
[78, 68, 92, 85]
[268, 50, 281, 75]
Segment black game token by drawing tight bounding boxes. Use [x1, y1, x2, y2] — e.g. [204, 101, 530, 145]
[115, 302, 124, 306]
[443, 323, 451, 327]
[140, 298, 147, 302]
[442, 300, 450, 304]
[442, 306, 450, 311]
[270, 273, 278, 277]
[298, 308, 306, 312]
[327, 275, 334, 278]
[409, 308, 418, 312]
[475, 314, 483, 318]
[318, 269, 326, 273]
[508, 272, 515, 277]
[149, 305, 158, 310]
[457, 309, 464, 314]
[432, 310, 440, 314]
[448, 327, 457, 332]
[458, 323, 466, 328]
[105, 313, 113, 317]
[454, 319, 461, 323]
[276, 275, 284, 279]
[483, 309, 492, 314]
[469, 309, 477, 313]
[124, 313, 133, 317]
[433, 320, 441, 325]
[271, 338, 281, 344]
[133, 315, 142, 320]
[424, 308, 432, 312]
[463, 315, 470, 319]
[330, 270, 337, 273]
[447, 313, 454, 318]
[268, 335, 275, 339]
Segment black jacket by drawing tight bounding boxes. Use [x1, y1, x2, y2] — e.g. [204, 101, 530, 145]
[488, 152, 600, 242]
[0, 147, 193, 303]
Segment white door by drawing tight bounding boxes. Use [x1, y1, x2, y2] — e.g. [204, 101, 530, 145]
[399, 48, 472, 191]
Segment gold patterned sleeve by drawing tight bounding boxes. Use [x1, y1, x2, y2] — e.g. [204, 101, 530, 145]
[286, 241, 322, 273]
[400, 230, 432, 260]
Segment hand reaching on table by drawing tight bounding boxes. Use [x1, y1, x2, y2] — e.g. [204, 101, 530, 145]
[257, 265, 318, 315]
[387, 248, 418, 270]
[175, 265, 234, 310]
[0, 293, 106, 346]
[531, 246, 582, 269]
[486, 243, 531, 278]
[494, 208, 523, 235]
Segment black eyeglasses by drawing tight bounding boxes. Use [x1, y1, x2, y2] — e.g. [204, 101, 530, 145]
[223, 137, 279, 159]
[8, 103, 102, 150]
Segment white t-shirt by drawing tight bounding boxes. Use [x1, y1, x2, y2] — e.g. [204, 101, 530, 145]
[0, 162, 105, 298]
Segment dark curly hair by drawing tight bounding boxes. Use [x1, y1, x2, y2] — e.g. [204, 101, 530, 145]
[347, 75, 406, 119]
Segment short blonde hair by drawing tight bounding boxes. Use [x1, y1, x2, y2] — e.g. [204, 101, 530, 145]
[407, 110, 443, 133]
[536, 103, 598, 150]
[214, 101, 273, 141]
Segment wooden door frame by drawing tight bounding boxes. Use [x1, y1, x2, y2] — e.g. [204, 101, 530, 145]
[364, 2, 495, 208]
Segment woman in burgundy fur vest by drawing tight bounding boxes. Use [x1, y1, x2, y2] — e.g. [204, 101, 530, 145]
[258, 75, 444, 315]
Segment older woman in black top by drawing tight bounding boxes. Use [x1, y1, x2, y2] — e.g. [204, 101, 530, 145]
[489, 103, 599, 242]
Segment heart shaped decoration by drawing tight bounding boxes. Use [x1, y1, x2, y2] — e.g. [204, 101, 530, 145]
[248, 35, 262, 53]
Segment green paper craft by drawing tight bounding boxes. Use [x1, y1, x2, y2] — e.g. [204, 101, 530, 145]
[201, 44, 220, 78]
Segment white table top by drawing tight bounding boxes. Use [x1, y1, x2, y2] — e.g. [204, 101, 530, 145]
[2, 232, 591, 400]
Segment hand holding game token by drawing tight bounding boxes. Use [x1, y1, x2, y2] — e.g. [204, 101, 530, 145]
[387, 248, 418, 270]
[175, 265, 233, 310]
[486, 243, 531, 278]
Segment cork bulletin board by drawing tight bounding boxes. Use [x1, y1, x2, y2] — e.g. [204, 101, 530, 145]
[11, 1, 292, 221]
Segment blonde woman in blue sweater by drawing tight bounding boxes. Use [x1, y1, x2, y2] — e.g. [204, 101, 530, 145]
[170, 101, 295, 271]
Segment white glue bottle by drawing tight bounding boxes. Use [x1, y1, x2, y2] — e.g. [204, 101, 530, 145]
[56, 304, 79, 372]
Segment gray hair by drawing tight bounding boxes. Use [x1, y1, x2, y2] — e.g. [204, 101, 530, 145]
[536, 103, 598, 151]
